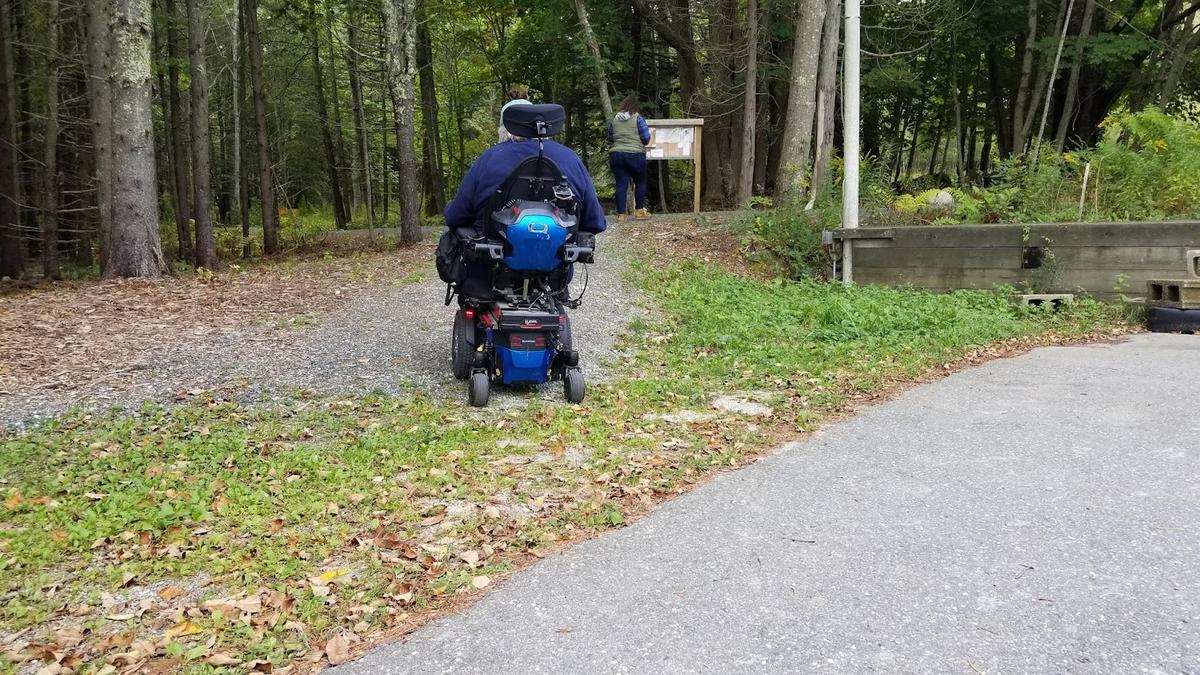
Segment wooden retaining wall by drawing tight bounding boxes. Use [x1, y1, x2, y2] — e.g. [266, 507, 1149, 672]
[834, 222, 1200, 299]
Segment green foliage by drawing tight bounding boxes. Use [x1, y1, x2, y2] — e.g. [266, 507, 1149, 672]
[732, 200, 830, 280]
[890, 108, 1200, 224]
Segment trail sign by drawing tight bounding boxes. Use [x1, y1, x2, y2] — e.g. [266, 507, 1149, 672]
[644, 118, 704, 213]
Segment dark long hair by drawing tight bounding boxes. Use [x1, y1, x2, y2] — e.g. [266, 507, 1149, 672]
[619, 95, 639, 115]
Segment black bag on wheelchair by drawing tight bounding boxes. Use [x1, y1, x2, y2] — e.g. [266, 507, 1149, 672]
[435, 229, 467, 285]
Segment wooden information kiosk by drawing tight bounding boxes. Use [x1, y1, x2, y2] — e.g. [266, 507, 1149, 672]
[644, 118, 704, 213]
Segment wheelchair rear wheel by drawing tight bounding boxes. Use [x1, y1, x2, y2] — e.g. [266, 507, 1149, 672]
[452, 310, 474, 380]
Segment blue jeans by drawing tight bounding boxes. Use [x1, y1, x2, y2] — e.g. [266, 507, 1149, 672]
[610, 152, 647, 214]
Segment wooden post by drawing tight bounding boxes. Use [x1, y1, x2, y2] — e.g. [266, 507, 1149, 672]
[692, 126, 702, 213]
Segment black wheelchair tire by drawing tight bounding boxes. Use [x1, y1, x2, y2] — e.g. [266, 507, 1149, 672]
[452, 310, 474, 380]
[564, 368, 585, 404]
[468, 372, 491, 407]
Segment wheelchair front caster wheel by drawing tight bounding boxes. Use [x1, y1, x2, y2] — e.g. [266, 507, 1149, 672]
[564, 368, 585, 404]
[468, 372, 491, 407]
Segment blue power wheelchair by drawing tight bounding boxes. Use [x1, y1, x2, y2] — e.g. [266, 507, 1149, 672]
[436, 104, 596, 407]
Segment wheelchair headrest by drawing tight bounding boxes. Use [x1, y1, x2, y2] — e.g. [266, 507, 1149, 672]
[502, 104, 566, 139]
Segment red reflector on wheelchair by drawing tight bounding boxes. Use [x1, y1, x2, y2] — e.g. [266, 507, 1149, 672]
[463, 308, 476, 320]
[509, 334, 546, 349]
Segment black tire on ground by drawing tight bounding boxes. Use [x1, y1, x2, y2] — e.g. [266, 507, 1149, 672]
[452, 310, 474, 380]
[468, 372, 491, 407]
[1147, 306, 1200, 334]
[564, 368, 585, 404]
[559, 313, 573, 353]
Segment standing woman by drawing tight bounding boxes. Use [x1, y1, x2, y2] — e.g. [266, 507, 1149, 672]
[608, 95, 652, 223]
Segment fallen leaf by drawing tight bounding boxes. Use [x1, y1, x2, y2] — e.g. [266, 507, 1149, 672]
[460, 550, 480, 567]
[158, 586, 184, 601]
[3, 493, 22, 509]
[246, 660, 273, 673]
[207, 653, 241, 666]
[471, 575, 491, 590]
[325, 635, 351, 665]
[165, 619, 203, 638]
[105, 613, 136, 622]
[267, 518, 284, 533]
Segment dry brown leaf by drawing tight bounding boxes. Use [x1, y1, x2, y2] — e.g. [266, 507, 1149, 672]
[158, 586, 184, 601]
[325, 635, 351, 665]
[471, 575, 491, 590]
[206, 653, 241, 666]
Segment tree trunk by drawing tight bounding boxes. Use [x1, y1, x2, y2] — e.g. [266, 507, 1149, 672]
[237, 0, 250, 257]
[0, 0, 22, 278]
[347, 21, 375, 227]
[1012, 0, 1039, 155]
[736, 0, 759, 203]
[382, 0, 422, 245]
[106, 0, 168, 278]
[986, 45, 1012, 158]
[1033, 0, 1077, 159]
[85, 0, 113, 269]
[810, 0, 841, 201]
[42, 0, 62, 280]
[1055, 0, 1095, 150]
[312, 27, 348, 230]
[1158, 21, 1200, 106]
[574, 0, 614, 120]
[166, 0, 191, 261]
[415, 13, 445, 216]
[326, 6, 350, 223]
[187, 0, 216, 268]
[952, 37, 965, 185]
[231, 17, 241, 230]
[776, 0, 826, 198]
[243, 0, 278, 254]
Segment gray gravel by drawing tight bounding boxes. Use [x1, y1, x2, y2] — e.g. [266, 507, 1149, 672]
[336, 333, 1200, 674]
[1, 220, 636, 427]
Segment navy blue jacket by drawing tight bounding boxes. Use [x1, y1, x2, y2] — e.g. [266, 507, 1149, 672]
[444, 140, 607, 234]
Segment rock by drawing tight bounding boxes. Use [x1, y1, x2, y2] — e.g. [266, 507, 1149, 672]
[929, 190, 956, 210]
[712, 396, 772, 417]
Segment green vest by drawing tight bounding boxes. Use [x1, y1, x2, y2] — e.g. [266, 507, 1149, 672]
[611, 115, 645, 154]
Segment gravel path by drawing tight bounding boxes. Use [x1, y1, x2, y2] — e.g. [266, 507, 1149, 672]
[337, 334, 1200, 674]
[2, 220, 636, 427]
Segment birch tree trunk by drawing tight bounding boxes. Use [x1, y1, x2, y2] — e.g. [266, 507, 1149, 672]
[574, 0, 613, 121]
[187, 0, 216, 268]
[382, 0, 422, 245]
[809, 0, 841, 204]
[106, 0, 168, 278]
[736, 0, 759, 203]
[0, 0, 21, 278]
[1055, 0, 1095, 150]
[243, 0, 278, 254]
[776, 0, 826, 198]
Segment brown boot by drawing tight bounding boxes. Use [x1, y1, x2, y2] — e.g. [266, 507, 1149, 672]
[617, 213, 628, 224]
[634, 208, 652, 220]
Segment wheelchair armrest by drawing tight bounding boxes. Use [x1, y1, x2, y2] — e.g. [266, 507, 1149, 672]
[563, 245, 594, 264]
[468, 240, 505, 261]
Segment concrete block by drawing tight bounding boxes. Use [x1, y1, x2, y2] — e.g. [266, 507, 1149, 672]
[1016, 293, 1074, 310]
[1146, 279, 1200, 309]
[1188, 250, 1200, 279]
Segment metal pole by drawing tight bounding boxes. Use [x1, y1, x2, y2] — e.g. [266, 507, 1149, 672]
[841, 0, 860, 286]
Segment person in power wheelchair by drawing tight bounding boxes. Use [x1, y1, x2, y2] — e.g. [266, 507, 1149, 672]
[437, 103, 607, 407]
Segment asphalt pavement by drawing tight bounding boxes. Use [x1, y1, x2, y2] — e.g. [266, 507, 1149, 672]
[337, 333, 1200, 674]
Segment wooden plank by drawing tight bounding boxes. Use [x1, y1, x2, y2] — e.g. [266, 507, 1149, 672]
[692, 128, 702, 214]
[853, 246, 1023, 270]
[842, 222, 1200, 248]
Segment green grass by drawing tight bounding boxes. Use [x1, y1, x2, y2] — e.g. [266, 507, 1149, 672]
[0, 261, 1129, 670]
